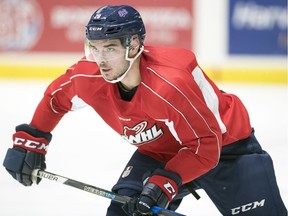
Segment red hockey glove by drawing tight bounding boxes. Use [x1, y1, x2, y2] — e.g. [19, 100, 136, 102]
[123, 169, 182, 215]
[3, 124, 52, 186]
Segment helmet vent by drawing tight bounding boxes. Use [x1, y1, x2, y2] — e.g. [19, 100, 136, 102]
[108, 19, 116, 23]
[105, 27, 122, 34]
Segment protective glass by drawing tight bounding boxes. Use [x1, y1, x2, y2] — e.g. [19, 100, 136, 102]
[84, 38, 126, 63]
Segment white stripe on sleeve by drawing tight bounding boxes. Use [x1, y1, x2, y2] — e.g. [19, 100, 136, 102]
[192, 66, 227, 133]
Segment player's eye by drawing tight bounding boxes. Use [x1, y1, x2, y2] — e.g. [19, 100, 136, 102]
[89, 45, 98, 52]
[106, 47, 115, 52]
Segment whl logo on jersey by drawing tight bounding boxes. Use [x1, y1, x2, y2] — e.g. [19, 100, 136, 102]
[122, 121, 163, 146]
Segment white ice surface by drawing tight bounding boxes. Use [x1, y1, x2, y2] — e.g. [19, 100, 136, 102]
[0, 79, 287, 216]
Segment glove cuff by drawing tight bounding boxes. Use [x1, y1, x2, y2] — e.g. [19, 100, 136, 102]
[148, 169, 182, 201]
[152, 169, 182, 186]
[16, 124, 52, 141]
[13, 124, 52, 155]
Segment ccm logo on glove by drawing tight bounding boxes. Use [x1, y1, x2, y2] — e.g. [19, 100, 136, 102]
[149, 175, 179, 201]
[13, 131, 49, 155]
[164, 181, 176, 194]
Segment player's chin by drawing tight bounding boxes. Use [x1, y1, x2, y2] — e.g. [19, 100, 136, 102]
[103, 74, 116, 82]
[101, 71, 111, 78]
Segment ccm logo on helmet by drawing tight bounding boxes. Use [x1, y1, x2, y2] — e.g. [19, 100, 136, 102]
[14, 137, 48, 152]
[89, 27, 102, 31]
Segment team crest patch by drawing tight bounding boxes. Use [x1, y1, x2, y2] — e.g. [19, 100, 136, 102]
[122, 166, 133, 178]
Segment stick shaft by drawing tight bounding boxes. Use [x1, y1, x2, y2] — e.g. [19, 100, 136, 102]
[32, 169, 186, 216]
[32, 169, 130, 203]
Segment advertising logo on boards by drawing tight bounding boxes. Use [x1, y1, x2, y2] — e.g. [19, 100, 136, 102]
[0, 0, 43, 51]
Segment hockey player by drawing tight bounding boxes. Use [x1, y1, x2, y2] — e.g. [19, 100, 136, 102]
[3, 5, 287, 216]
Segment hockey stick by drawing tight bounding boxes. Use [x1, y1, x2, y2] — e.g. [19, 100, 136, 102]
[31, 169, 186, 216]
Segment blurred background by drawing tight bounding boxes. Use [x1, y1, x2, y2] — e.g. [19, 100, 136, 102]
[0, 0, 287, 215]
[0, 0, 286, 82]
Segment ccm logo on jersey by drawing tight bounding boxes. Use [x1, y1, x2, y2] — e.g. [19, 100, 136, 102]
[121, 121, 163, 146]
[14, 137, 48, 152]
[231, 199, 265, 215]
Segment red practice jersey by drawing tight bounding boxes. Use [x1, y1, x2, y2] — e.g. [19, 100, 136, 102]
[30, 46, 252, 183]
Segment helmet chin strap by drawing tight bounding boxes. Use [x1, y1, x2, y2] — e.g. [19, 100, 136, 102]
[104, 45, 144, 83]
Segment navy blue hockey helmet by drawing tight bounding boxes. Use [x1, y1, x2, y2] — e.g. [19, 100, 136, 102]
[86, 5, 146, 46]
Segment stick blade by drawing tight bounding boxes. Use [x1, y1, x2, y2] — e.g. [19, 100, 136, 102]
[151, 206, 186, 216]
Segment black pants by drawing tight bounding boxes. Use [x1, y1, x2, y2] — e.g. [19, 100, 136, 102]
[107, 130, 287, 215]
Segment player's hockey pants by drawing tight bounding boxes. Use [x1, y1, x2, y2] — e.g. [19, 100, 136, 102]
[106, 129, 287, 216]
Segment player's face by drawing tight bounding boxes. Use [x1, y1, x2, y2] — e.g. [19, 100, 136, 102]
[87, 39, 130, 81]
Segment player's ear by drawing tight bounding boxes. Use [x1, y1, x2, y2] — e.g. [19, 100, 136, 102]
[128, 37, 141, 58]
